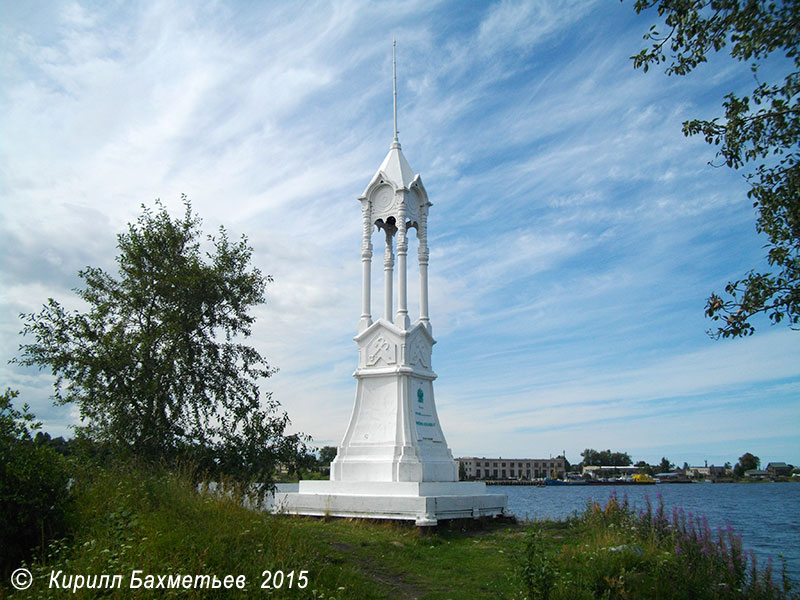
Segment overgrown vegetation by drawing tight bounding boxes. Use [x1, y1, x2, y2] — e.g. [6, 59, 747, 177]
[514, 494, 798, 600]
[2, 462, 795, 599]
[2, 464, 378, 599]
[0, 389, 71, 577]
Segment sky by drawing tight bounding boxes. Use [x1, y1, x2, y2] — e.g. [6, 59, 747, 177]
[1, 0, 798, 468]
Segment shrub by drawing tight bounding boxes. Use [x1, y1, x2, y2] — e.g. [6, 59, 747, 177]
[557, 493, 799, 600]
[516, 527, 557, 600]
[0, 389, 72, 574]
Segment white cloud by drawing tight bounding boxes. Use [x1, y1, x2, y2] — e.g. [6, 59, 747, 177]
[476, 0, 597, 55]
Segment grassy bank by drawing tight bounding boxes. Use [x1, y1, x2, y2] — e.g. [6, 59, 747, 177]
[2, 466, 796, 599]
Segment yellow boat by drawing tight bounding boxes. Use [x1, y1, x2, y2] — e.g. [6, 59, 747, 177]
[632, 473, 655, 484]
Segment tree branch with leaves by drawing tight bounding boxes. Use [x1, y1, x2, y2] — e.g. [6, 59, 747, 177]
[631, 0, 800, 338]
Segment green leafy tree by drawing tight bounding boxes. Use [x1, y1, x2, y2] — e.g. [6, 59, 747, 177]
[608, 451, 633, 466]
[580, 448, 633, 467]
[318, 445, 338, 466]
[657, 456, 674, 473]
[0, 389, 71, 574]
[580, 448, 601, 467]
[632, 0, 800, 338]
[14, 199, 307, 493]
[560, 453, 571, 472]
[737, 452, 760, 473]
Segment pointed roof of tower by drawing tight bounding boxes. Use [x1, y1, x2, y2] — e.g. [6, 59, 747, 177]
[361, 140, 420, 197]
[380, 140, 416, 187]
[360, 41, 424, 198]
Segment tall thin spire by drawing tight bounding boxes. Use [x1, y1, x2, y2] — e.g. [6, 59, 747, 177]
[393, 39, 399, 145]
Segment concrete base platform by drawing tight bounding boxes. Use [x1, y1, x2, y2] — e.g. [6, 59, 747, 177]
[272, 481, 507, 526]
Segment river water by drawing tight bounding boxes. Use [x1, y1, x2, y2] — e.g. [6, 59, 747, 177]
[489, 482, 800, 585]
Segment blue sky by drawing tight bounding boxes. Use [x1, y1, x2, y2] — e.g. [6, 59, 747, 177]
[2, 0, 798, 468]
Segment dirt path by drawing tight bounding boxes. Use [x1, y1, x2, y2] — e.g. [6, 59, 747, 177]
[329, 541, 433, 600]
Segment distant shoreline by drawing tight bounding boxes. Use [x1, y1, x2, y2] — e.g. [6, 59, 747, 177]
[475, 478, 800, 486]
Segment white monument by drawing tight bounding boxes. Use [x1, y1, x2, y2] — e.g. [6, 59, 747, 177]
[276, 45, 506, 526]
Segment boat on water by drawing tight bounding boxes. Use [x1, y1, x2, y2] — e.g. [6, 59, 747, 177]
[545, 477, 588, 486]
[546, 474, 656, 486]
[586, 478, 656, 486]
[654, 472, 694, 483]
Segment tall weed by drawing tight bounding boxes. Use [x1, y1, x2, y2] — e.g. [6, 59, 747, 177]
[544, 493, 799, 600]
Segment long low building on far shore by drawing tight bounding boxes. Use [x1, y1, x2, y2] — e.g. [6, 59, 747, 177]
[457, 456, 566, 480]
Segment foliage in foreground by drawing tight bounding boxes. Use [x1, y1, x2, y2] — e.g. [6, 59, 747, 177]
[4, 465, 375, 599]
[2, 463, 795, 599]
[0, 389, 71, 576]
[515, 494, 798, 600]
[632, 0, 800, 338]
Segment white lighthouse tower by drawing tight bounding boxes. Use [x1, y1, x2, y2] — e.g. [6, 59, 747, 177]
[278, 44, 506, 525]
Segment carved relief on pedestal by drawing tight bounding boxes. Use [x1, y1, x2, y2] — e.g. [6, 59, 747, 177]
[409, 337, 431, 369]
[366, 335, 397, 366]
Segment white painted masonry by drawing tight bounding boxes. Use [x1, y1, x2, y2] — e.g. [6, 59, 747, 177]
[276, 49, 506, 524]
[277, 135, 506, 525]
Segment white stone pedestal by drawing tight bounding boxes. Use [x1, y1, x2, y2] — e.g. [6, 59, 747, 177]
[278, 319, 507, 525]
[275, 481, 506, 526]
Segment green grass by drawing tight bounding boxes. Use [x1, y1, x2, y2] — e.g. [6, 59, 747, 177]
[2, 466, 378, 599]
[285, 515, 538, 599]
[2, 467, 796, 599]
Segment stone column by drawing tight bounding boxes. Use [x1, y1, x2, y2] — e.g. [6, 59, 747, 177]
[359, 205, 373, 333]
[395, 204, 410, 330]
[384, 229, 394, 322]
[418, 213, 430, 330]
